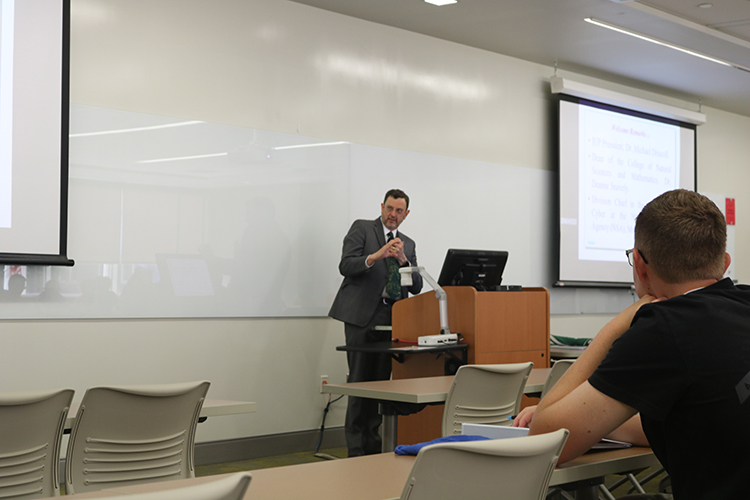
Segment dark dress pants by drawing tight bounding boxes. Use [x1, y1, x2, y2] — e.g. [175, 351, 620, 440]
[344, 300, 392, 457]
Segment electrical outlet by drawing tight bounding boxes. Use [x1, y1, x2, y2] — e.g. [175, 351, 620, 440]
[320, 375, 329, 393]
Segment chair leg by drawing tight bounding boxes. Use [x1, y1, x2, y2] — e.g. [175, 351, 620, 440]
[637, 467, 664, 489]
[598, 484, 617, 500]
[625, 473, 647, 494]
[600, 467, 656, 497]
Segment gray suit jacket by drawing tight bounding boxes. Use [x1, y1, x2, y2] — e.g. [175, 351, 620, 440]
[328, 218, 422, 327]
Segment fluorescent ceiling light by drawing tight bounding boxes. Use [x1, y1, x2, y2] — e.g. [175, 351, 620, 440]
[425, 0, 457, 5]
[70, 120, 205, 138]
[584, 17, 750, 73]
[622, 2, 750, 50]
[137, 152, 227, 164]
[273, 141, 349, 150]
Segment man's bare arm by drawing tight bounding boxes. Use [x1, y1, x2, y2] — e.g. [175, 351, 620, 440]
[607, 414, 648, 446]
[516, 406, 648, 449]
[529, 295, 655, 462]
[532, 382, 637, 462]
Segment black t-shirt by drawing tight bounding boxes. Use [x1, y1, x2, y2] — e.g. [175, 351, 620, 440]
[589, 278, 750, 500]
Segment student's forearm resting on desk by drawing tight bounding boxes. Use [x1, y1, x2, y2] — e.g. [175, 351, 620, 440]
[607, 414, 648, 446]
[529, 295, 655, 463]
[515, 408, 647, 448]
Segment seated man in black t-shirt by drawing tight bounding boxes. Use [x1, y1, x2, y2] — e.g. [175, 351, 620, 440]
[517, 190, 750, 500]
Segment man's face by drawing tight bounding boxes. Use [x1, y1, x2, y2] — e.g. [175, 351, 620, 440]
[381, 196, 409, 231]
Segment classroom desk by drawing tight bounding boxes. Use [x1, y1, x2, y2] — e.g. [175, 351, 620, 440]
[61, 445, 658, 500]
[64, 399, 257, 430]
[550, 446, 660, 490]
[336, 340, 469, 368]
[322, 368, 550, 452]
[57, 492, 122, 499]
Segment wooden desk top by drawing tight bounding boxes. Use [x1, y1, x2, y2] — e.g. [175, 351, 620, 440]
[57, 492, 122, 499]
[200, 399, 257, 417]
[322, 368, 550, 403]
[75, 445, 657, 500]
[65, 398, 256, 429]
[550, 446, 660, 486]
[94, 454, 411, 500]
[240, 453, 413, 500]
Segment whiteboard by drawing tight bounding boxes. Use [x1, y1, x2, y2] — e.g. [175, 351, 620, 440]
[1, 104, 567, 319]
[348, 145, 554, 290]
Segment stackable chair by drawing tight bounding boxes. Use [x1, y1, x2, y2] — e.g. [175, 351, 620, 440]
[540, 359, 575, 399]
[65, 380, 210, 495]
[442, 362, 534, 436]
[400, 428, 569, 500]
[81, 472, 252, 500]
[0, 388, 74, 499]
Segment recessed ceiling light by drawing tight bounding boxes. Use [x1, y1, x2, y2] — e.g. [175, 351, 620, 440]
[698, 3, 713, 8]
[425, 0, 457, 6]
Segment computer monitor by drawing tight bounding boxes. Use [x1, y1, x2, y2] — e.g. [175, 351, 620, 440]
[437, 249, 509, 291]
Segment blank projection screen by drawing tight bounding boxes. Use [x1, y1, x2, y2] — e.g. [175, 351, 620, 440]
[0, 0, 72, 266]
[558, 94, 697, 286]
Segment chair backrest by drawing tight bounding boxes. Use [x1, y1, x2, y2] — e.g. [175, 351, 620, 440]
[81, 472, 252, 500]
[442, 362, 533, 436]
[541, 359, 575, 399]
[400, 428, 569, 500]
[65, 380, 210, 495]
[0, 388, 74, 499]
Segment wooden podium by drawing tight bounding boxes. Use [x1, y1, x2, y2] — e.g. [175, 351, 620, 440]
[390, 286, 550, 444]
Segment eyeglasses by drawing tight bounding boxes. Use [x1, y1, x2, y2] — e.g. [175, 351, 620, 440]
[625, 248, 649, 267]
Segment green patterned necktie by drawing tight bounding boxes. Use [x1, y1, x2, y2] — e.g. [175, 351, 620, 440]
[386, 232, 401, 300]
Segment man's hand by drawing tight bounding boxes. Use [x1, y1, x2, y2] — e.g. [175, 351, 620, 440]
[608, 293, 659, 336]
[389, 238, 408, 265]
[367, 238, 404, 266]
[512, 405, 536, 428]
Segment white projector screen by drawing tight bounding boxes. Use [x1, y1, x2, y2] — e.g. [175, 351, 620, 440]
[0, 0, 72, 266]
[557, 95, 696, 286]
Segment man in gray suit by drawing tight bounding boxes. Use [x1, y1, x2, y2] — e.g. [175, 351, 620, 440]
[329, 189, 423, 456]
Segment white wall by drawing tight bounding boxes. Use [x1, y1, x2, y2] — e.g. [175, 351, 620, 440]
[0, 317, 345, 441]
[1, 0, 748, 442]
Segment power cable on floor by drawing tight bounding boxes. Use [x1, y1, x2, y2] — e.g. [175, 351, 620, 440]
[314, 386, 344, 460]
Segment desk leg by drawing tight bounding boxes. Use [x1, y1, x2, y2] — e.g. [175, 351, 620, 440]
[379, 403, 398, 453]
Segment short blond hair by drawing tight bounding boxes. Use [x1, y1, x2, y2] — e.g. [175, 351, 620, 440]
[634, 190, 726, 283]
